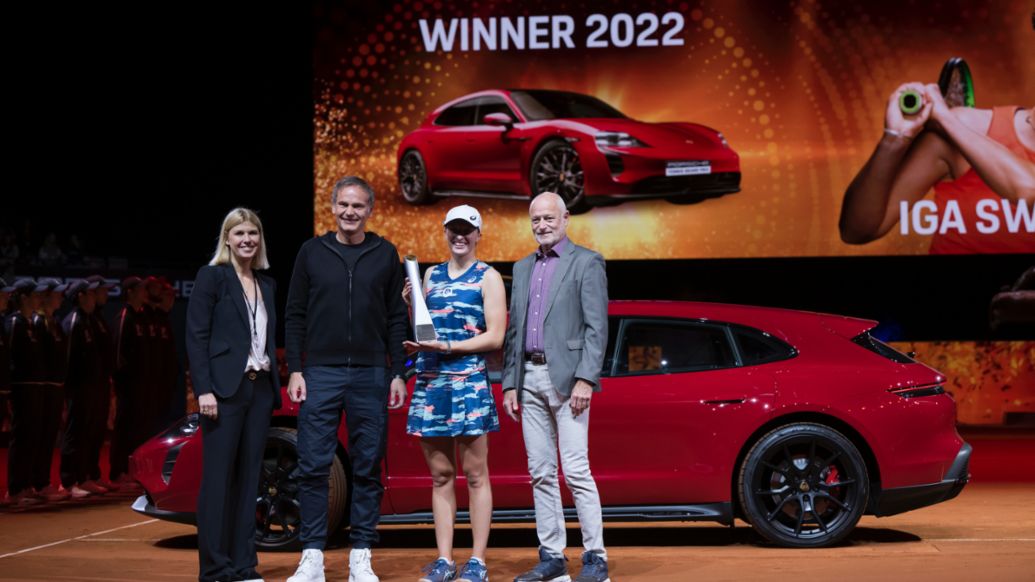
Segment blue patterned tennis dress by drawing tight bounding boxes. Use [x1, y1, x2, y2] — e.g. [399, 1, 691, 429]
[406, 261, 500, 438]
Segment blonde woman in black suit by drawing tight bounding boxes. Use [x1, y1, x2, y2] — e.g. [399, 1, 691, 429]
[186, 208, 280, 582]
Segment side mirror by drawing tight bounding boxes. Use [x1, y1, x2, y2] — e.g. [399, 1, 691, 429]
[483, 112, 514, 128]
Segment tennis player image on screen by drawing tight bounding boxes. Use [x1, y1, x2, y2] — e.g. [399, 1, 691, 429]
[839, 59, 1035, 254]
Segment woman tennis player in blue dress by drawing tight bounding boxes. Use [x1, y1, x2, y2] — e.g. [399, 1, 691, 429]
[403, 204, 506, 582]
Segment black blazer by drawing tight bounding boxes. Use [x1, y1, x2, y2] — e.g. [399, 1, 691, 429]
[186, 263, 281, 409]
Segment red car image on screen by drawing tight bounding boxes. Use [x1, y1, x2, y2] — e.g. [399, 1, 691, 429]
[129, 301, 969, 549]
[396, 90, 741, 213]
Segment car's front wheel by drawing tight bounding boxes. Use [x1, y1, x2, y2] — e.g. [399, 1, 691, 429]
[738, 422, 869, 548]
[399, 150, 433, 205]
[255, 427, 349, 551]
[530, 140, 590, 214]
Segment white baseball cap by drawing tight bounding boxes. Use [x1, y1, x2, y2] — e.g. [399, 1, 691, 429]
[443, 204, 483, 229]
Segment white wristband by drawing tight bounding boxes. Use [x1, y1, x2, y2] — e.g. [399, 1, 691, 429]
[883, 128, 912, 140]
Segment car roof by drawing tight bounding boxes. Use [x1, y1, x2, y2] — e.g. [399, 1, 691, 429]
[607, 300, 876, 341]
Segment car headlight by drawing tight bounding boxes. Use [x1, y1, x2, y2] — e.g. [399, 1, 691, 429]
[595, 132, 646, 149]
[717, 132, 730, 148]
[161, 413, 200, 439]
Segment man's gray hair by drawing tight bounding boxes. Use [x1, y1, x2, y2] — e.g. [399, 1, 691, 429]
[331, 176, 376, 207]
[530, 191, 568, 215]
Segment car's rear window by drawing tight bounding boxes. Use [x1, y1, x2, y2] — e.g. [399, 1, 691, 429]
[852, 332, 915, 363]
[732, 327, 797, 365]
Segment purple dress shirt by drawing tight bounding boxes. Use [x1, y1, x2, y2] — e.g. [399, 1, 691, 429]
[525, 236, 568, 354]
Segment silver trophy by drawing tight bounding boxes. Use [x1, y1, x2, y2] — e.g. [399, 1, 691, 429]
[404, 255, 438, 342]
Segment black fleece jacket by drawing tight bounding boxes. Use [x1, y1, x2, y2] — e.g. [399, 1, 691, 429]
[284, 231, 408, 376]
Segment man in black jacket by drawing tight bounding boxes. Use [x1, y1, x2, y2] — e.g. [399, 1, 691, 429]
[4, 279, 48, 505]
[285, 175, 408, 582]
[109, 276, 148, 486]
[59, 279, 103, 498]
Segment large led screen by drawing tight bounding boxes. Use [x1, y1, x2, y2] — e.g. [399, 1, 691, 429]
[314, 0, 1034, 262]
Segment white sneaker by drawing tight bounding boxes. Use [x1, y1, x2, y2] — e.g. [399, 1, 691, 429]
[349, 548, 379, 582]
[68, 485, 92, 499]
[287, 549, 325, 582]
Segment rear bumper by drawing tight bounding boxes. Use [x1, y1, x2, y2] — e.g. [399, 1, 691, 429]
[870, 442, 971, 517]
[131, 494, 197, 526]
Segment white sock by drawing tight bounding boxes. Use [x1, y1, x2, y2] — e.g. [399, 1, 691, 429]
[439, 556, 454, 565]
[468, 557, 485, 565]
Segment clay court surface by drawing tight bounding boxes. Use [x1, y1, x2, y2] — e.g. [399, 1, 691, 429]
[0, 483, 1031, 582]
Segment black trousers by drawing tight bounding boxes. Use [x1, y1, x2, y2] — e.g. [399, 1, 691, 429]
[84, 379, 111, 482]
[33, 384, 63, 491]
[108, 375, 132, 480]
[196, 372, 274, 582]
[110, 374, 152, 480]
[7, 385, 44, 495]
[60, 380, 107, 487]
[296, 365, 388, 550]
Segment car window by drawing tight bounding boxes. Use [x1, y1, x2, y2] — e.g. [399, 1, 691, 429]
[435, 99, 478, 126]
[475, 97, 517, 124]
[510, 90, 626, 120]
[615, 319, 735, 375]
[733, 326, 796, 365]
[601, 317, 620, 377]
[851, 332, 914, 363]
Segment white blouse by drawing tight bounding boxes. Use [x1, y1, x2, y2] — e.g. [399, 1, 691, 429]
[245, 292, 271, 372]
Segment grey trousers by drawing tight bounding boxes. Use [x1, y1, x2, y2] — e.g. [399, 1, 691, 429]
[521, 361, 606, 559]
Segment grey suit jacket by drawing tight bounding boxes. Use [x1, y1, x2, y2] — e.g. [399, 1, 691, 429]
[502, 240, 608, 398]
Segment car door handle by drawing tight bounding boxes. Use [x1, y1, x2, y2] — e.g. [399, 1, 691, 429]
[702, 398, 745, 405]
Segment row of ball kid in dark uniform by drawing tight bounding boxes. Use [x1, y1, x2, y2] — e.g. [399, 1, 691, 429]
[1, 275, 178, 505]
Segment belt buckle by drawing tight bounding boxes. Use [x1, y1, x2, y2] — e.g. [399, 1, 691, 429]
[247, 371, 258, 381]
[530, 353, 547, 365]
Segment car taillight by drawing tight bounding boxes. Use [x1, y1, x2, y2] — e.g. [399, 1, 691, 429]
[889, 384, 945, 399]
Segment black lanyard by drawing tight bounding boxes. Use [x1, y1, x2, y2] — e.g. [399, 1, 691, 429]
[243, 276, 259, 338]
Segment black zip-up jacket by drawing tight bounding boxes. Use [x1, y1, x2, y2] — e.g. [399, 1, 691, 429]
[62, 307, 104, 388]
[5, 312, 48, 385]
[34, 313, 67, 385]
[285, 231, 408, 376]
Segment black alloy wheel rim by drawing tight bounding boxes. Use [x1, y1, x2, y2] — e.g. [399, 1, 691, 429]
[752, 436, 861, 541]
[255, 439, 302, 545]
[399, 153, 426, 200]
[534, 145, 585, 205]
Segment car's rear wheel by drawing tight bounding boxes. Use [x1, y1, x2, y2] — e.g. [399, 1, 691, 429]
[738, 423, 869, 548]
[255, 427, 349, 551]
[530, 140, 590, 214]
[399, 149, 433, 205]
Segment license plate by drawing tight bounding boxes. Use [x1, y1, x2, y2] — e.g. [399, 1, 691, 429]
[666, 161, 711, 177]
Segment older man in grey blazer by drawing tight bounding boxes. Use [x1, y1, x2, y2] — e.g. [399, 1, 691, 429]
[503, 192, 610, 582]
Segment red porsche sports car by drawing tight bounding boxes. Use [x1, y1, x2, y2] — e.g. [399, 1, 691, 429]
[130, 301, 969, 549]
[396, 89, 741, 213]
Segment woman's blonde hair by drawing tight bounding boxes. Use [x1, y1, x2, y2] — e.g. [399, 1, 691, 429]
[209, 207, 270, 269]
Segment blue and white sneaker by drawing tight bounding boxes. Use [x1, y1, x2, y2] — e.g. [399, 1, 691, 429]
[573, 552, 609, 582]
[457, 558, 489, 582]
[512, 548, 569, 582]
[420, 558, 457, 582]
